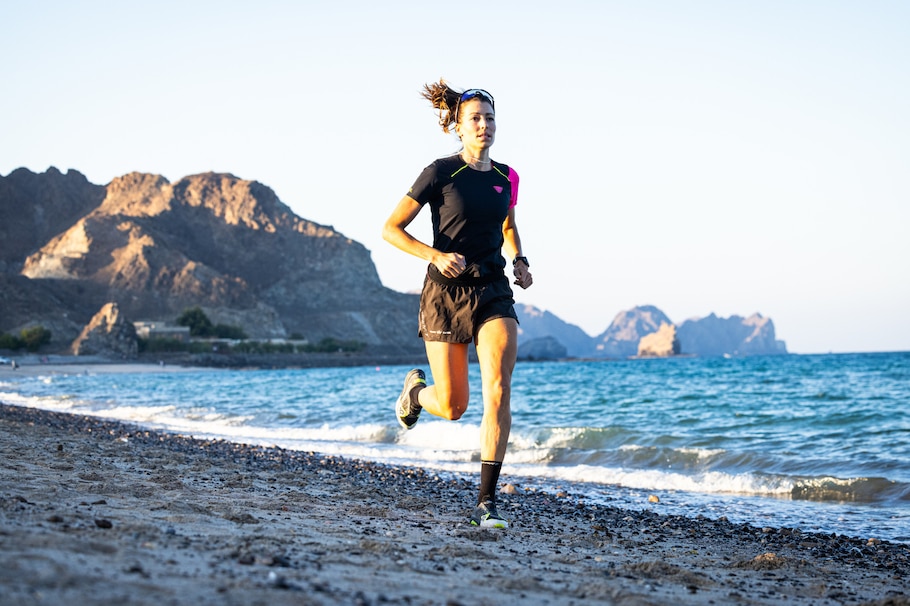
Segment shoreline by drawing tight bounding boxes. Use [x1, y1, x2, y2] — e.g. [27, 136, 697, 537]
[1, 351, 430, 374]
[1, 403, 908, 605]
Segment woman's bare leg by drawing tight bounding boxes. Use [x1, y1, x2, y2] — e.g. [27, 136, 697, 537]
[417, 341, 471, 421]
[474, 317, 517, 462]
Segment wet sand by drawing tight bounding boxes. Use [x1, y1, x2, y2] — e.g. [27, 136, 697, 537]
[1, 402, 908, 606]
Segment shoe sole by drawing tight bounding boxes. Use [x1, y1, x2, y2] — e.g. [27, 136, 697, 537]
[396, 370, 424, 430]
[470, 518, 509, 529]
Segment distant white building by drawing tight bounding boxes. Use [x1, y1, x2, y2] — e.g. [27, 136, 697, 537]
[133, 322, 191, 342]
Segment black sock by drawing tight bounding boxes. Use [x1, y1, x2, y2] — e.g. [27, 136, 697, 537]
[408, 384, 425, 413]
[478, 460, 503, 505]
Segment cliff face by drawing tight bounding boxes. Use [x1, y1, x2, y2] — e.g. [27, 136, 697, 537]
[637, 322, 681, 357]
[677, 313, 787, 357]
[595, 305, 673, 358]
[0, 167, 105, 274]
[515, 304, 596, 358]
[1, 167, 789, 358]
[71, 302, 138, 359]
[3, 168, 419, 351]
[517, 304, 787, 359]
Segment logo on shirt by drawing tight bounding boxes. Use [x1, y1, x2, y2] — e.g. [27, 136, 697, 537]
[493, 186, 503, 194]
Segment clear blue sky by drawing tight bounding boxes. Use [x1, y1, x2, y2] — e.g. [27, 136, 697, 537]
[3, 1, 908, 353]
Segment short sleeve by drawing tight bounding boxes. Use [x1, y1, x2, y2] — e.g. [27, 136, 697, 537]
[407, 162, 441, 205]
[508, 166, 519, 208]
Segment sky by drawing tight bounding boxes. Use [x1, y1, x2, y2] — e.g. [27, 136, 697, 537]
[2, 1, 908, 354]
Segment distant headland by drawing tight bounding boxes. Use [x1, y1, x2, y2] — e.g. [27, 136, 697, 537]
[1, 167, 786, 361]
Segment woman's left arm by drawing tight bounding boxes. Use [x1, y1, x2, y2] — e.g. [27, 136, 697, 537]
[502, 208, 532, 290]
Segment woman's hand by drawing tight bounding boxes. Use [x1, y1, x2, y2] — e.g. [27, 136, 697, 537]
[513, 261, 533, 289]
[433, 251, 467, 278]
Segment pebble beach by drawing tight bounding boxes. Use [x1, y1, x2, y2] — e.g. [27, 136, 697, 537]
[1, 399, 908, 605]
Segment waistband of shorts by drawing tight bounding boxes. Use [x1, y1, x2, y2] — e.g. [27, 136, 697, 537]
[427, 266, 502, 287]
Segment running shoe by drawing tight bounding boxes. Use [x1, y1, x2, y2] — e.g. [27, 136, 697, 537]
[470, 500, 509, 529]
[396, 369, 426, 429]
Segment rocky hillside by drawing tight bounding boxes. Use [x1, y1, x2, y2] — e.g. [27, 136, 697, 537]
[2, 168, 420, 352]
[0, 167, 104, 274]
[2, 167, 789, 359]
[678, 313, 787, 356]
[595, 305, 673, 357]
[516, 304, 787, 359]
[514, 304, 594, 358]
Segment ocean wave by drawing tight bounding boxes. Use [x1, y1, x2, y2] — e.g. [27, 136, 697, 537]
[499, 463, 795, 498]
[791, 476, 910, 503]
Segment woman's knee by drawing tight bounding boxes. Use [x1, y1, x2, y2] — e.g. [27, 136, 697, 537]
[435, 385, 468, 421]
[438, 391, 469, 420]
[484, 375, 511, 402]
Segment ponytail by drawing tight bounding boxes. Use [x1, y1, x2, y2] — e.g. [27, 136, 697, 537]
[420, 79, 463, 134]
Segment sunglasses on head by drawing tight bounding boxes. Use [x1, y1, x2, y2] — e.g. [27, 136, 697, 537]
[459, 88, 495, 107]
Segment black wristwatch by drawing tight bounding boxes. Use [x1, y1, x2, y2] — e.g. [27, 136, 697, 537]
[512, 256, 530, 268]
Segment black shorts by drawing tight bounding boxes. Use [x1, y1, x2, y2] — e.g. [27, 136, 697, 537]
[418, 273, 518, 343]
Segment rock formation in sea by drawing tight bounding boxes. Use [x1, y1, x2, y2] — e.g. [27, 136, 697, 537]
[637, 322, 681, 357]
[595, 305, 673, 358]
[518, 303, 788, 359]
[677, 313, 787, 356]
[515, 304, 596, 358]
[517, 336, 568, 361]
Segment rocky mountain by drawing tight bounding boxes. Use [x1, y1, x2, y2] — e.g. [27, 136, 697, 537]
[515, 304, 595, 357]
[595, 305, 673, 357]
[517, 336, 567, 361]
[516, 304, 787, 359]
[0, 167, 104, 274]
[677, 313, 787, 356]
[2, 167, 789, 359]
[2, 168, 420, 353]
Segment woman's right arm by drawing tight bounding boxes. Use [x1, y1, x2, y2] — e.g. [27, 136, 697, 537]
[382, 195, 466, 278]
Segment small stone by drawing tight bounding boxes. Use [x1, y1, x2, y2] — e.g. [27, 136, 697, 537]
[500, 483, 518, 495]
[237, 553, 255, 565]
[648, 495, 660, 503]
[94, 519, 113, 529]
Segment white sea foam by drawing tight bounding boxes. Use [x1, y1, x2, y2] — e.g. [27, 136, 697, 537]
[3, 354, 910, 541]
[0, 391, 81, 411]
[480, 462, 794, 497]
[0, 394, 875, 501]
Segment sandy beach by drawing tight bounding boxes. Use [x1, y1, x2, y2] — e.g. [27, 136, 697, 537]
[0, 397, 907, 606]
[0, 355, 205, 376]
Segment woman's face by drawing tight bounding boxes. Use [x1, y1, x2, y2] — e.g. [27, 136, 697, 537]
[456, 98, 496, 149]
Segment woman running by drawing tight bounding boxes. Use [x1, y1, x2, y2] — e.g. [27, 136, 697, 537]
[382, 80, 533, 528]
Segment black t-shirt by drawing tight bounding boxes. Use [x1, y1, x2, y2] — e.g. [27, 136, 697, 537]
[407, 154, 519, 282]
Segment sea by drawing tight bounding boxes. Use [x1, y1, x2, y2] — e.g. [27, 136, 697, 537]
[2, 351, 908, 542]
